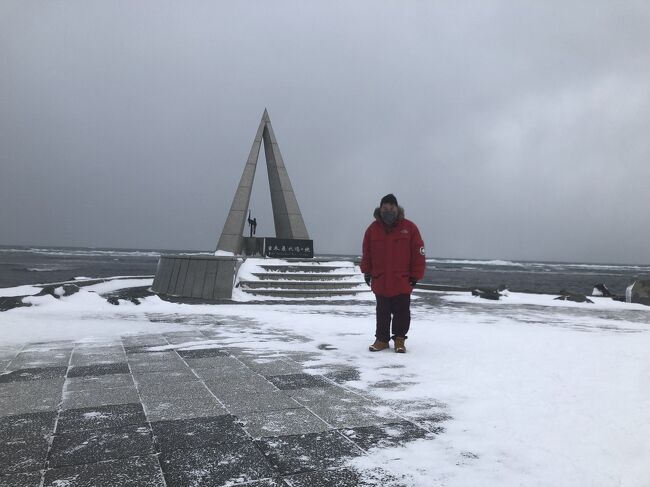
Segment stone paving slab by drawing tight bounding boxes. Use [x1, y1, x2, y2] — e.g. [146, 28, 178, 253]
[43, 455, 165, 487]
[124, 345, 163, 354]
[205, 373, 280, 396]
[288, 386, 397, 428]
[284, 467, 406, 487]
[57, 403, 146, 433]
[127, 352, 188, 373]
[62, 386, 140, 410]
[307, 402, 392, 429]
[68, 362, 130, 377]
[142, 394, 228, 422]
[131, 369, 197, 384]
[0, 382, 63, 416]
[23, 341, 74, 352]
[288, 384, 368, 405]
[7, 350, 71, 370]
[48, 424, 155, 468]
[176, 347, 228, 359]
[135, 379, 209, 399]
[72, 344, 123, 353]
[0, 377, 65, 397]
[121, 334, 169, 347]
[0, 366, 67, 383]
[163, 335, 208, 346]
[340, 421, 432, 450]
[0, 470, 42, 487]
[242, 357, 305, 376]
[218, 390, 302, 415]
[184, 354, 247, 369]
[255, 430, 363, 475]
[191, 360, 259, 379]
[151, 414, 249, 453]
[0, 433, 50, 473]
[65, 373, 135, 392]
[159, 441, 276, 487]
[238, 407, 331, 439]
[231, 479, 289, 487]
[70, 353, 127, 366]
[0, 411, 57, 440]
[267, 373, 333, 390]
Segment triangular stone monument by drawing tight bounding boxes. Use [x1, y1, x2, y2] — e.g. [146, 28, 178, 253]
[216, 109, 310, 255]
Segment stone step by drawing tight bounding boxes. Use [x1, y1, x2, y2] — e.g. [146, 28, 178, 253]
[240, 280, 365, 290]
[259, 265, 354, 273]
[241, 288, 367, 298]
[252, 272, 358, 281]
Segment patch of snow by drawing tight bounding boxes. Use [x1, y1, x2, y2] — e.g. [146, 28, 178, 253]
[438, 290, 650, 311]
[82, 278, 153, 295]
[214, 250, 235, 256]
[0, 284, 42, 297]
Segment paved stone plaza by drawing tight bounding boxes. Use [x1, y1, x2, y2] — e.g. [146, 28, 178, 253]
[0, 315, 448, 486]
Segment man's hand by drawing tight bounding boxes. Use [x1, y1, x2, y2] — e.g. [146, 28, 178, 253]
[409, 277, 417, 287]
[364, 274, 372, 286]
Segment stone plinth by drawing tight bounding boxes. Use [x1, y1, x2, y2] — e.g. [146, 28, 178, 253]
[152, 255, 238, 301]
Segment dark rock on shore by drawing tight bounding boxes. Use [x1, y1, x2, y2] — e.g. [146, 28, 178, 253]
[472, 288, 501, 300]
[36, 284, 80, 299]
[0, 296, 32, 312]
[555, 291, 593, 303]
[104, 286, 154, 306]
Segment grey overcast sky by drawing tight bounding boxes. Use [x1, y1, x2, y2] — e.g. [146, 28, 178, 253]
[1, 1, 649, 264]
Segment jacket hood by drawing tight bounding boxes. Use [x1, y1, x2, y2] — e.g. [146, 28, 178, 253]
[374, 206, 405, 222]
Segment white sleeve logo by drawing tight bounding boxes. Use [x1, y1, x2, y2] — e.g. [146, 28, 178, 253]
[419, 246, 425, 256]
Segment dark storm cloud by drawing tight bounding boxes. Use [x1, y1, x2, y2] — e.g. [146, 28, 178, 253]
[1, 1, 649, 263]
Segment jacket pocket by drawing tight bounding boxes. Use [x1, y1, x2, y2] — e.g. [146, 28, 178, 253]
[396, 272, 411, 292]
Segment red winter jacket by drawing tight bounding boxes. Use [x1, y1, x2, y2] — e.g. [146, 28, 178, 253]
[360, 207, 426, 297]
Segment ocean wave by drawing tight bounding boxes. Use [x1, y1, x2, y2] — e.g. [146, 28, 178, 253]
[426, 258, 650, 272]
[26, 267, 70, 272]
[527, 262, 650, 272]
[426, 258, 526, 267]
[0, 248, 161, 258]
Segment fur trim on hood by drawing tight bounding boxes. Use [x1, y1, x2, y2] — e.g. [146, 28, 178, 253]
[374, 206, 405, 222]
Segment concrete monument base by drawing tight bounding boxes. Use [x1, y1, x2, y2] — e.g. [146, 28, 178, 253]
[152, 255, 239, 301]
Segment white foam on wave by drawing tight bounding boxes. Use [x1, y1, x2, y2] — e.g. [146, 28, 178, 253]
[427, 258, 525, 267]
[0, 247, 161, 258]
[427, 258, 650, 273]
[26, 267, 71, 272]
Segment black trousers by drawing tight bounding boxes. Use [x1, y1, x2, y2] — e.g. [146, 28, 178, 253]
[375, 294, 411, 342]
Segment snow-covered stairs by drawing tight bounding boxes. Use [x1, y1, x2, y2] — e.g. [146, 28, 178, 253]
[235, 259, 367, 299]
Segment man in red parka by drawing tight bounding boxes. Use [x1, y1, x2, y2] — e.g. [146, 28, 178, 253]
[361, 194, 426, 353]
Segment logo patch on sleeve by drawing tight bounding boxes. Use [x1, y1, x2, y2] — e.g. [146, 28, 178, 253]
[419, 246, 425, 256]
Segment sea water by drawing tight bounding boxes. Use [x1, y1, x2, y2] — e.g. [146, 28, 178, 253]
[1, 246, 648, 295]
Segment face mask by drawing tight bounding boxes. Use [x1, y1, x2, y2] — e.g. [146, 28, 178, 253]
[381, 210, 397, 225]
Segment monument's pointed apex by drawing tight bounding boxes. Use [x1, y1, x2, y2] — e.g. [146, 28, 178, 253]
[216, 109, 310, 254]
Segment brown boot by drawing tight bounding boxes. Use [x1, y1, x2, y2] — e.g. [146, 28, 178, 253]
[369, 340, 389, 352]
[394, 337, 406, 353]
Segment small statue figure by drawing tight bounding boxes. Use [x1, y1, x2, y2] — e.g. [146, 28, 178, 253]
[248, 210, 257, 237]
